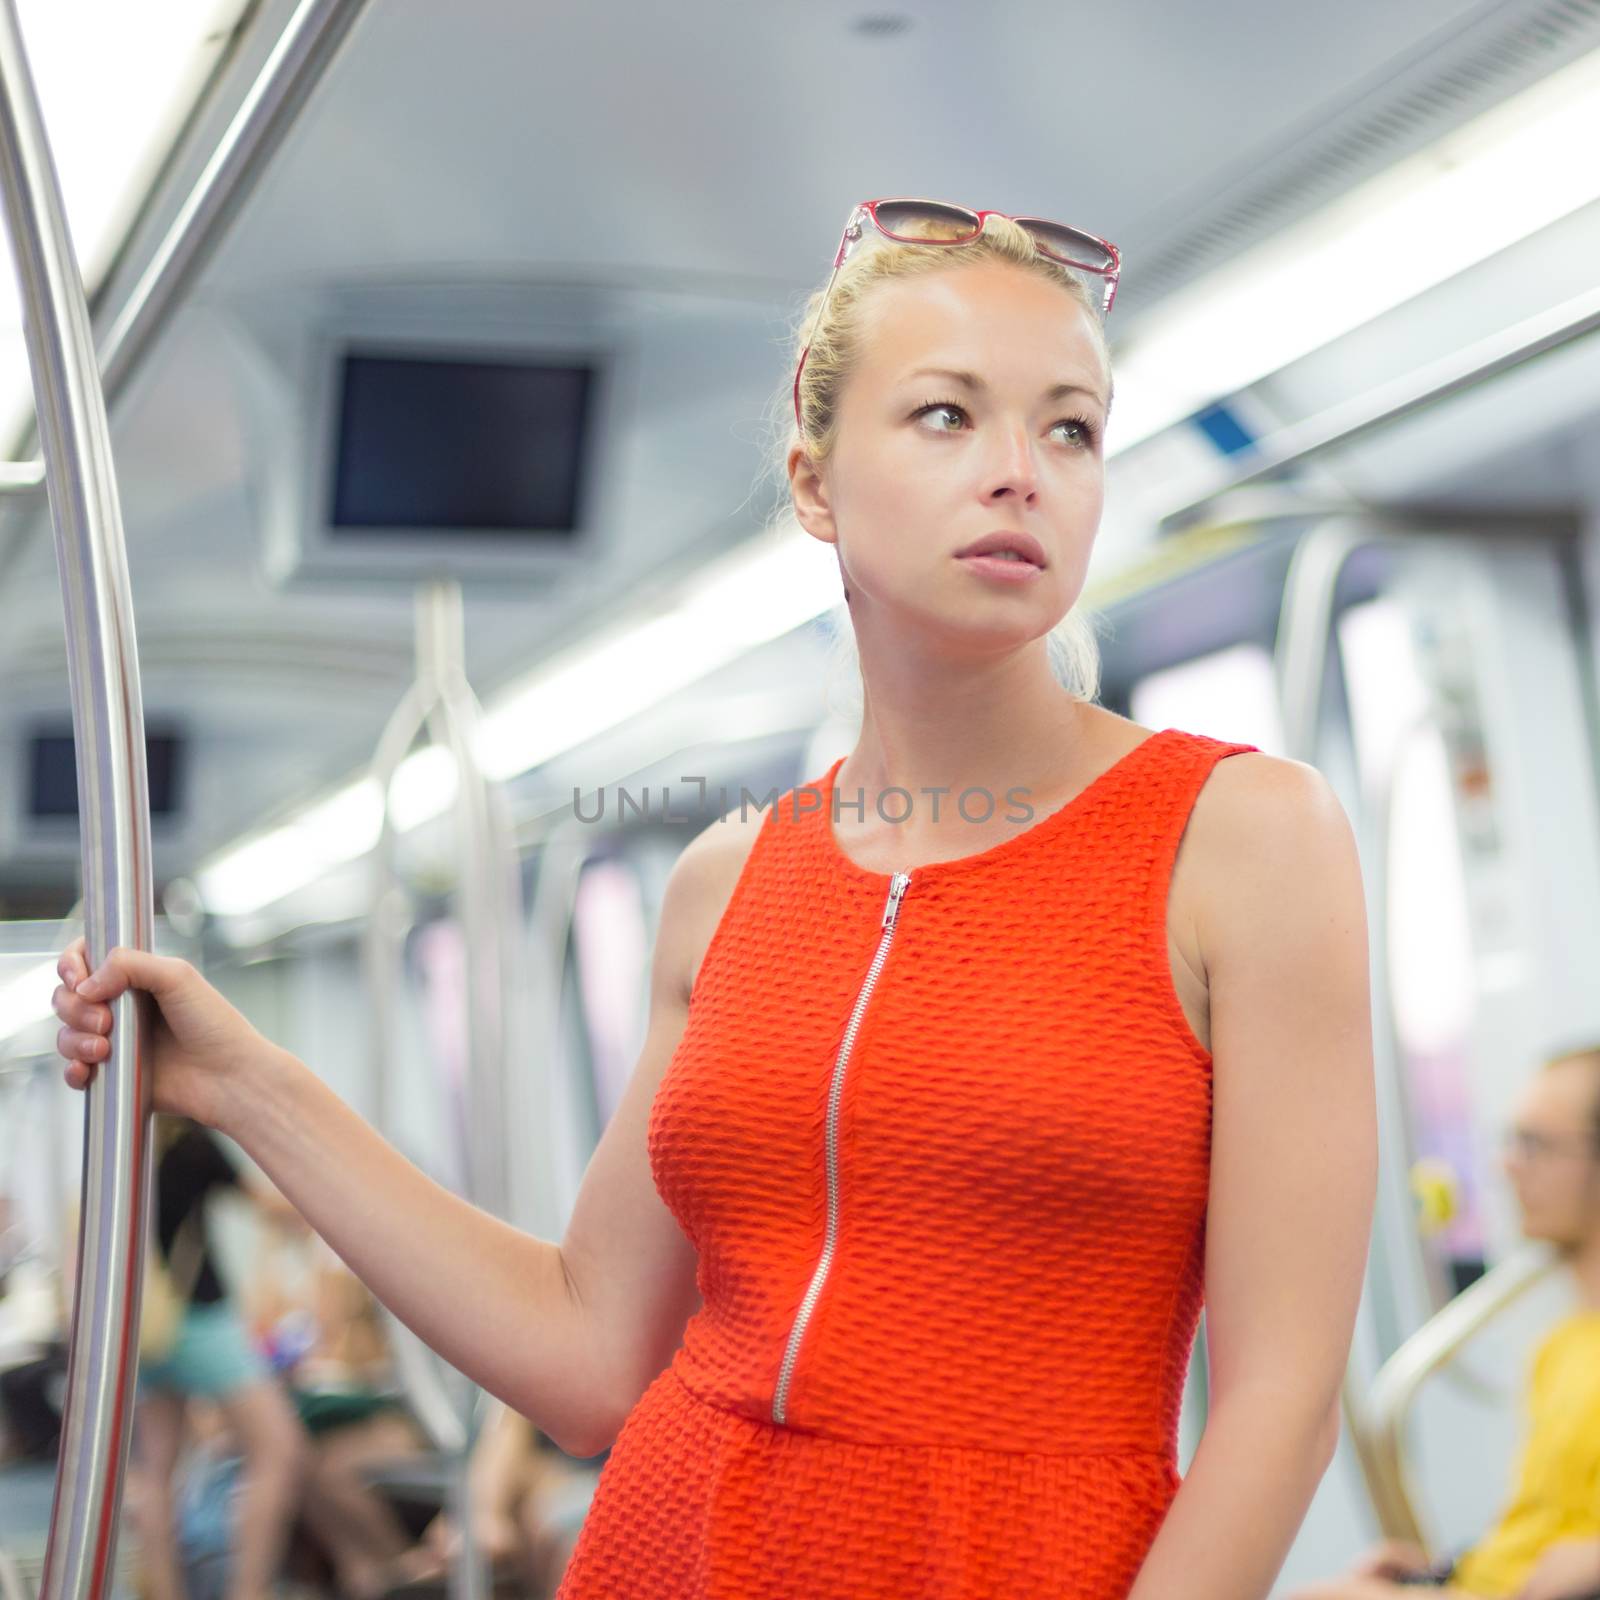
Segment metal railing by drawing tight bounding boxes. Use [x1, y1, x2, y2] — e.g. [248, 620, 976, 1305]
[361, 580, 528, 1600]
[0, 5, 371, 1598]
[1157, 282, 1600, 534]
[1357, 1244, 1557, 1544]
[0, 0, 374, 505]
[0, 8, 155, 1599]
[1271, 516, 1456, 1525]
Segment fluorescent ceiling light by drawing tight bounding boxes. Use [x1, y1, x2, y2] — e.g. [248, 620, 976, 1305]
[195, 531, 842, 916]
[1, 1, 250, 439]
[477, 533, 839, 782]
[197, 743, 458, 917]
[1105, 44, 1600, 454]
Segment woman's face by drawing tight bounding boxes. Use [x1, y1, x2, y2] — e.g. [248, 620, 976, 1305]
[790, 259, 1110, 661]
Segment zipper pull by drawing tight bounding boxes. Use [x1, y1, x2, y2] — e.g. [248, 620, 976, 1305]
[881, 871, 911, 930]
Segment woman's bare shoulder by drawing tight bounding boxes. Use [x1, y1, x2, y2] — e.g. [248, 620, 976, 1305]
[1182, 750, 1362, 971]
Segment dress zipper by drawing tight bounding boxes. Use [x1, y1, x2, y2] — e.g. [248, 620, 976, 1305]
[771, 869, 912, 1426]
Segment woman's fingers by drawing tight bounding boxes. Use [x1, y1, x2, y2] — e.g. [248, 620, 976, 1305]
[66, 946, 191, 1007]
[55, 942, 162, 1093]
[58, 1024, 111, 1063]
[57, 936, 89, 988]
[52, 981, 111, 1035]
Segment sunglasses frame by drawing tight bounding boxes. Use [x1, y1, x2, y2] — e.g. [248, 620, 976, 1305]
[792, 198, 1122, 436]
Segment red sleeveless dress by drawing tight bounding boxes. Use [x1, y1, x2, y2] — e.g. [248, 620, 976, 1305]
[555, 726, 1259, 1599]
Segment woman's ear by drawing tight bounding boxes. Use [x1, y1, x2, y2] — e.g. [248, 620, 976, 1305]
[788, 444, 838, 549]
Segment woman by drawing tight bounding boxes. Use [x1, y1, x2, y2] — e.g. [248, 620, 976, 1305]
[130, 1117, 306, 1600]
[53, 200, 1377, 1599]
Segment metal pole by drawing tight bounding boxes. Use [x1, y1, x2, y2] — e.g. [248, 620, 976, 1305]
[0, 0, 373, 502]
[361, 580, 530, 1600]
[95, 0, 371, 403]
[0, 9, 155, 1600]
[1272, 519, 1451, 1537]
[1158, 281, 1600, 533]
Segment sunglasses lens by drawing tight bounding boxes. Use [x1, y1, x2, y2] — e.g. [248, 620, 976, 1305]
[870, 200, 981, 243]
[1015, 219, 1117, 274]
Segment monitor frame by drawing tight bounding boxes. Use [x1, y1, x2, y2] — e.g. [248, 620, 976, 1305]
[265, 305, 628, 591]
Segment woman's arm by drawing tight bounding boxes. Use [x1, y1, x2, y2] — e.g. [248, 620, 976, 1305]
[1127, 754, 1378, 1600]
[55, 827, 716, 1458]
[217, 1051, 601, 1448]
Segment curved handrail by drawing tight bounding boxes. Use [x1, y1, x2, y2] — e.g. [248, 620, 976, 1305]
[1272, 517, 1450, 1525]
[516, 810, 622, 1229]
[361, 582, 526, 1600]
[0, 0, 374, 505]
[1357, 1243, 1558, 1546]
[0, 11, 154, 1600]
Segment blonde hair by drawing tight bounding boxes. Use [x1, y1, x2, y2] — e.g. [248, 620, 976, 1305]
[752, 211, 1111, 720]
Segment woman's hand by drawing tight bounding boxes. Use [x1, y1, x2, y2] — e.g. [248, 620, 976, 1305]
[1348, 1539, 1431, 1580]
[423, 1506, 521, 1570]
[52, 937, 283, 1131]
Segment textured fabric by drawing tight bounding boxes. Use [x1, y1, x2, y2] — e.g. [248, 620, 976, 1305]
[557, 725, 1259, 1599]
[1448, 1311, 1600, 1597]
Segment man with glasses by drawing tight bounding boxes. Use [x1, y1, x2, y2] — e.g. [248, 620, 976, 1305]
[1289, 1044, 1600, 1600]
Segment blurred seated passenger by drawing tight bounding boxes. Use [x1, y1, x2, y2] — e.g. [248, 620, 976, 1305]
[1285, 1044, 1600, 1600]
[409, 1398, 599, 1599]
[246, 1226, 436, 1600]
[130, 1115, 307, 1600]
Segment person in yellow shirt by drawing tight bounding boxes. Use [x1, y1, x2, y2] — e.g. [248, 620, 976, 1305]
[1288, 1043, 1600, 1600]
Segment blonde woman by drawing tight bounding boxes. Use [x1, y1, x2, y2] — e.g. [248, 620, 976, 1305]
[54, 200, 1376, 1599]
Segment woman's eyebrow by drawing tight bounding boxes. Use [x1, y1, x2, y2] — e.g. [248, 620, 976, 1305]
[901, 366, 1109, 411]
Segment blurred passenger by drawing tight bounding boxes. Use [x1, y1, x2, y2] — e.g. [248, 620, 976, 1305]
[1287, 1044, 1600, 1600]
[409, 1399, 598, 1600]
[248, 1226, 436, 1600]
[129, 1116, 307, 1600]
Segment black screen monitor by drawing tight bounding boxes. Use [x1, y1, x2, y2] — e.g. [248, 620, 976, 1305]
[329, 350, 593, 538]
[28, 727, 184, 820]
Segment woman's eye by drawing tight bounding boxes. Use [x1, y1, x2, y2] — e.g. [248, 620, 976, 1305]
[911, 400, 1096, 448]
[1054, 416, 1097, 447]
[913, 400, 966, 432]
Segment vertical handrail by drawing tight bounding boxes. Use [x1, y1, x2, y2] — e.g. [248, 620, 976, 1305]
[1273, 518, 1453, 1537]
[361, 581, 527, 1600]
[0, 8, 155, 1600]
[1275, 520, 1403, 1518]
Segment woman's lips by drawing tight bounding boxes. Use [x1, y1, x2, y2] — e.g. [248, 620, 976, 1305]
[956, 553, 1045, 583]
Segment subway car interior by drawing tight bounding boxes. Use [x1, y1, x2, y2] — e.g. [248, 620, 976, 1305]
[3, 1, 1600, 1598]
